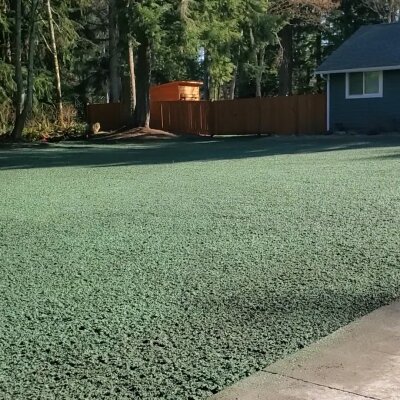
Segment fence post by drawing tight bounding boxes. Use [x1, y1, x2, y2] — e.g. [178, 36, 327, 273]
[160, 102, 163, 130]
[258, 97, 262, 135]
[209, 101, 216, 136]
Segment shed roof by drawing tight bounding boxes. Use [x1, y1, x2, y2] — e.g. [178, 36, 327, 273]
[317, 23, 400, 74]
[153, 81, 203, 88]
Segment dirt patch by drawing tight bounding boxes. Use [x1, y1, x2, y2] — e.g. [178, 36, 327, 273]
[90, 127, 179, 142]
[1, 127, 181, 146]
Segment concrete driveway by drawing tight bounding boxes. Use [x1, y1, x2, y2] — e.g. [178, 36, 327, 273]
[211, 301, 400, 400]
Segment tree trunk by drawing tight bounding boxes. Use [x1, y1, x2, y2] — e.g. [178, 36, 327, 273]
[255, 47, 265, 98]
[315, 30, 323, 91]
[128, 40, 137, 117]
[389, 8, 399, 23]
[11, 0, 23, 139]
[1, 1, 12, 63]
[134, 40, 151, 128]
[46, 0, 63, 125]
[387, 1, 399, 23]
[14, 0, 40, 138]
[108, 0, 120, 103]
[229, 65, 237, 100]
[209, 79, 218, 101]
[203, 48, 210, 101]
[248, 27, 263, 98]
[6, 31, 12, 64]
[278, 25, 293, 96]
[255, 70, 262, 98]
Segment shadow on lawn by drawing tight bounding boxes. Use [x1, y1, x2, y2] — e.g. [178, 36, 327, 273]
[0, 134, 400, 170]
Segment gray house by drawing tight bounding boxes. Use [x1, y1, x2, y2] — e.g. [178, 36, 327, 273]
[317, 23, 400, 133]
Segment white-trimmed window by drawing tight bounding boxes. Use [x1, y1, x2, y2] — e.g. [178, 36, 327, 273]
[346, 71, 383, 99]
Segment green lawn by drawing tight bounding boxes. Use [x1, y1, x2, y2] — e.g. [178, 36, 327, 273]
[1, 135, 400, 399]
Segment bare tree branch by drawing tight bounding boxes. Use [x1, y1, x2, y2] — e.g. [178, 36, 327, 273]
[362, 0, 400, 23]
[268, 0, 339, 23]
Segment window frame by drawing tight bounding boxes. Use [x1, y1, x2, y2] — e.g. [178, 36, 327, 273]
[345, 71, 383, 99]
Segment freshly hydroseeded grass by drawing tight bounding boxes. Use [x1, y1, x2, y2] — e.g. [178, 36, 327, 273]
[1, 135, 400, 399]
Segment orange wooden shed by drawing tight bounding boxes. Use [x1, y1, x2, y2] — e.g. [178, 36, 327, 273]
[150, 81, 203, 102]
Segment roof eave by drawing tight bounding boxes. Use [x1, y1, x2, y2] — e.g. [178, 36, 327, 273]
[316, 65, 400, 75]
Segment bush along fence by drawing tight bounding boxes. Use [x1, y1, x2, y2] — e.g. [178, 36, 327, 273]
[87, 94, 327, 136]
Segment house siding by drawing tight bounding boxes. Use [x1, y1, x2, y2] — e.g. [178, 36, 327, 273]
[330, 70, 400, 132]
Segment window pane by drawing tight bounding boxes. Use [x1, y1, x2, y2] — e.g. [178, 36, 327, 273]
[349, 73, 363, 95]
[365, 71, 380, 94]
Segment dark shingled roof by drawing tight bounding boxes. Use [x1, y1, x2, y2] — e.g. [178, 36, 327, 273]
[317, 23, 400, 74]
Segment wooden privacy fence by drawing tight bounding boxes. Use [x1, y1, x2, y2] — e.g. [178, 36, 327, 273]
[88, 94, 326, 135]
[151, 94, 326, 135]
[86, 102, 130, 132]
[150, 101, 211, 135]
